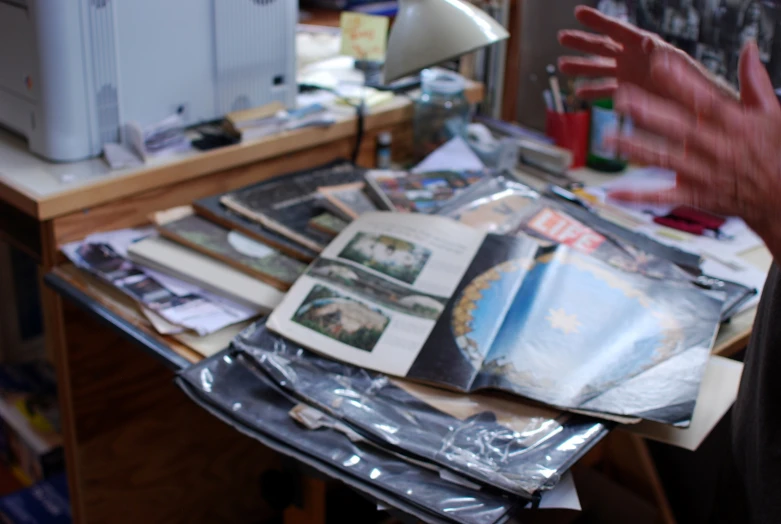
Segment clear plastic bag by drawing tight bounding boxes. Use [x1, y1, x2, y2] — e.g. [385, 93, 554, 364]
[177, 348, 518, 524]
[232, 320, 609, 499]
[436, 176, 540, 234]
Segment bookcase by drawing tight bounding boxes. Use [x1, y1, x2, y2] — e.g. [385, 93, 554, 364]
[0, 242, 44, 363]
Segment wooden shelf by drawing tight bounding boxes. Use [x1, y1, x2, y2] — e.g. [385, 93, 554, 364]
[300, 7, 343, 27]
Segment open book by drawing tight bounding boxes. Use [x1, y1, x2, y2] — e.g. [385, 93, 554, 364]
[267, 212, 723, 425]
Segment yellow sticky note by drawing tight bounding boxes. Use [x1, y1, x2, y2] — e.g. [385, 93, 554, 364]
[340, 12, 389, 62]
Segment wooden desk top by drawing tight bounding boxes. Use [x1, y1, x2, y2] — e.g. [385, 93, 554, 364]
[0, 84, 483, 221]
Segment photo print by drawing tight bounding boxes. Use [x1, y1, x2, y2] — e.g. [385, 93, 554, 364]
[338, 233, 432, 285]
[602, 0, 781, 88]
[292, 284, 391, 352]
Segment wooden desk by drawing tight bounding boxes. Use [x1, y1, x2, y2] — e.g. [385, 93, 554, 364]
[0, 86, 486, 524]
[1, 86, 764, 522]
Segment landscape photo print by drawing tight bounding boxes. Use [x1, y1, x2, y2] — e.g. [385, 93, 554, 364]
[292, 284, 391, 352]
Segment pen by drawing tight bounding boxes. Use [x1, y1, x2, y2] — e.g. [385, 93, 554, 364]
[543, 90, 554, 111]
[546, 64, 565, 114]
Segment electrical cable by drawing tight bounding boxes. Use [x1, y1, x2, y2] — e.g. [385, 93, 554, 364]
[298, 83, 366, 166]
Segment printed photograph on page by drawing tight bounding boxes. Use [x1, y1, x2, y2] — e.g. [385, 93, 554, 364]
[267, 212, 486, 377]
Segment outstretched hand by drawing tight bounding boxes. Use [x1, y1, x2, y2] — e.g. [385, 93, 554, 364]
[607, 42, 781, 255]
[558, 6, 736, 101]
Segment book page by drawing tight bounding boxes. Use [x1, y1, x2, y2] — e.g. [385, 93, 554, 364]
[405, 234, 542, 390]
[267, 212, 485, 377]
[472, 245, 723, 425]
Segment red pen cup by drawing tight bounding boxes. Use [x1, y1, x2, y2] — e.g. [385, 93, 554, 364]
[545, 109, 590, 168]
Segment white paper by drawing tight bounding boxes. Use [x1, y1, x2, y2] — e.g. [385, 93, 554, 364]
[140, 266, 200, 297]
[583, 168, 767, 296]
[81, 227, 156, 258]
[173, 321, 251, 358]
[61, 230, 260, 336]
[413, 137, 485, 173]
[590, 167, 764, 256]
[103, 143, 143, 169]
[531, 472, 581, 511]
[140, 307, 185, 335]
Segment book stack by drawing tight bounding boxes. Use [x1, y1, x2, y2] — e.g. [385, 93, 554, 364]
[59, 159, 490, 359]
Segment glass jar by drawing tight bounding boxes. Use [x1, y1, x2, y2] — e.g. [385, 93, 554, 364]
[413, 69, 471, 161]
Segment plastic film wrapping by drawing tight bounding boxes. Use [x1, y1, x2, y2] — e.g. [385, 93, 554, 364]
[437, 178, 754, 320]
[177, 348, 518, 524]
[232, 320, 609, 499]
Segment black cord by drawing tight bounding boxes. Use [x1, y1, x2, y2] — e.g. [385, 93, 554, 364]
[299, 83, 366, 166]
[352, 97, 366, 165]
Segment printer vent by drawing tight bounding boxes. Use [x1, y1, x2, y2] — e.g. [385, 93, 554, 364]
[88, 0, 120, 144]
[214, 0, 293, 115]
[96, 85, 120, 144]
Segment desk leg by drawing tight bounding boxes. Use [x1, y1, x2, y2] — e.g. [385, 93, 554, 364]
[283, 476, 327, 524]
[46, 293, 284, 523]
[41, 279, 84, 522]
[602, 432, 678, 524]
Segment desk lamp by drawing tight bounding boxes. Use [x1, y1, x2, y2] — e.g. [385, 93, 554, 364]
[382, 0, 510, 83]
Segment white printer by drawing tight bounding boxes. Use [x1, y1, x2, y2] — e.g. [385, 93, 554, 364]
[0, 0, 298, 162]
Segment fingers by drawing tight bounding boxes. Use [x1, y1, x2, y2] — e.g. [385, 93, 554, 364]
[558, 30, 623, 58]
[650, 48, 744, 129]
[739, 41, 781, 114]
[608, 187, 697, 208]
[558, 56, 617, 77]
[575, 78, 619, 100]
[574, 6, 646, 46]
[614, 83, 719, 162]
[610, 130, 714, 187]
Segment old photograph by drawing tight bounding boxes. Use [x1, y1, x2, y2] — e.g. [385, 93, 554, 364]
[630, 0, 779, 86]
[292, 284, 390, 352]
[308, 258, 448, 320]
[338, 232, 432, 285]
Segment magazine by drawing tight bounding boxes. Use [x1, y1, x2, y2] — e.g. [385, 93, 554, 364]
[153, 206, 307, 290]
[307, 213, 348, 237]
[364, 169, 491, 214]
[437, 178, 756, 321]
[216, 162, 364, 253]
[317, 182, 379, 221]
[267, 212, 723, 425]
[193, 160, 364, 261]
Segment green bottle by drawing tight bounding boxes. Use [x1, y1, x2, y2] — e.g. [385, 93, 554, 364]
[587, 98, 628, 173]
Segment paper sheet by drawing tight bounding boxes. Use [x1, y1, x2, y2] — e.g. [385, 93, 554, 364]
[61, 229, 260, 336]
[589, 167, 764, 257]
[584, 167, 767, 302]
[537, 472, 581, 511]
[413, 137, 485, 173]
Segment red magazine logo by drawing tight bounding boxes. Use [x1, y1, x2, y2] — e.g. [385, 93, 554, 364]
[528, 208, 605, 254]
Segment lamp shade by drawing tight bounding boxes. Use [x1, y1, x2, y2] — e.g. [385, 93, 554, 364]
[383, 0, 510, 83]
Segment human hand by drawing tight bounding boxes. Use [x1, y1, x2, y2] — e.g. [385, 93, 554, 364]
[557, 6, 735, 101]
[607, 42, 781, 249]
[558, 6, 674, 99]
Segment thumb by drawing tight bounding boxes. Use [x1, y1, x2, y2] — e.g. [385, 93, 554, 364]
[739, 40, 779, 113]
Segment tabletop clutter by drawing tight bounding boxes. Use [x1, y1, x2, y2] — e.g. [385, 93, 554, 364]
[60, 103, 765, 521]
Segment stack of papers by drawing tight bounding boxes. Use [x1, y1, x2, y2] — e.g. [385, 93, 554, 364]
[61, 228, 261, 337]
[584, 167, 769, 313]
